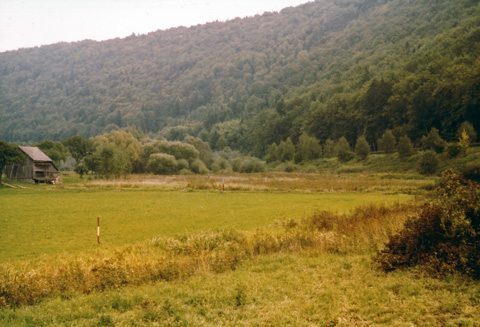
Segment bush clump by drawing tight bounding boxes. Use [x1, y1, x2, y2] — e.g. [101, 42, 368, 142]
[461, 161, 480, 183]
[376, 170, 480, 279]
[418, 150, 439, 175]
[147, 153, 178, 175]
[445, 143, 465, 158]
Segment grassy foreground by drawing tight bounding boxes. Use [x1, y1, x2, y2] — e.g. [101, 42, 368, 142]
[2, 172, 479, 326]
[2, 254, 479, 327]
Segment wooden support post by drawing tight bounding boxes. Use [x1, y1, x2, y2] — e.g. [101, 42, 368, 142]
[97, 216, 101, 244]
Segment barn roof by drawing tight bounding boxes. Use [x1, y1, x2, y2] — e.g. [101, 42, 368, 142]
[18, 146, 53, 162]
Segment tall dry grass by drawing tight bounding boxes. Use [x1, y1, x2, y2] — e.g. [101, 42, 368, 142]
[65, 172, 433, 193]
[0, 202, 418, 308]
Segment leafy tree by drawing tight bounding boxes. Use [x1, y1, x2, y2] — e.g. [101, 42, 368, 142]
[421, 128, 446, 153]
[397, 135, 415, 159]
[146, 153, 178, 175]
[190, 158, 209, 174]
[336, 137, 354, 162]
[0, 141, 24, 184]
[294, 133, 322, 163]
[355, 135, 370, 161]
[95, 130, 143, 173]
[73, 162, 89, 178]
[83, 153, 100, 174]
[93, 145, 132, 178]
[184, 136, 214, 169]
[457, 121, 477, 144]
[35, 140, 68, 167]
[378, 130, 396, 154]
[143, 141, 200, 168]
[277, 138, 295, 162]
[63, 135, 94, 164]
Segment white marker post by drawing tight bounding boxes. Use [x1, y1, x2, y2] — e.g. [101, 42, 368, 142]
[97, 216, 101, 244]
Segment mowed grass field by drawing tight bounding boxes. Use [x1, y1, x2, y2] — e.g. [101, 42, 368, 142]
[0, 182, 411, 263]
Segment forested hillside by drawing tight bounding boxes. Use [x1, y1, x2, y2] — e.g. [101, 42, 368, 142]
[1, 0, 479, 156]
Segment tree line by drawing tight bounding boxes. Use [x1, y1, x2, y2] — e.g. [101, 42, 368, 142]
[1, 120, 476, 184]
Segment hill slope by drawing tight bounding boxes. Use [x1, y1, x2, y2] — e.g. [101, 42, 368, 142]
[0, 0, 479, 155]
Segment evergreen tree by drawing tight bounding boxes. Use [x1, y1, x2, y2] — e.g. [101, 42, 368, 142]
[397, 135, 415, 159]
[378, 130, 396, 154]
[336, 137, 354, 162]
[355, 135, 370, 161]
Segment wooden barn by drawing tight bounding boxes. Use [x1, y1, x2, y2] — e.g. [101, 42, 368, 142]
[4, 146, 59, 184]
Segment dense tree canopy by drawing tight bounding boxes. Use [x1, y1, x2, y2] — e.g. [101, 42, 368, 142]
[0, 0, 479, 157]
[0, 141, 24, 184]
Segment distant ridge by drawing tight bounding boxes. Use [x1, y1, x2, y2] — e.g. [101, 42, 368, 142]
[0, 0, 479, 156]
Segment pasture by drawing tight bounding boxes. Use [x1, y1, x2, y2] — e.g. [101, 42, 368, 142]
[2, 172, 479, 326]
[0, 172, 419, 263]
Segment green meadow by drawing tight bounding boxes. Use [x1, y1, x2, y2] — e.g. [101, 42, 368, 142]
[0, 184, 409, 263]
[2, 173, 479, 326]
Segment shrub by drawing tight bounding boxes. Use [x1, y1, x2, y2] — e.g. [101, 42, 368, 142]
[176, 159, 189, 170]
[211, 156, 232, 173]
[461, 161, 480, 183]
[418, 150, 439, 175]
[446, 143, 465, 158]
[147, 153, 178, 175]
[238, 157, 265, 173]
[190, 158, 209, 174]
[421, 128, 446, 153]
[376, 170, 480, 279]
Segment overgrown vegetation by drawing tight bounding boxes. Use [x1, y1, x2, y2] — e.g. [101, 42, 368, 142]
[1, 172, 479, 325]
[0, 203, 417, 308]
[376, 170, 480, 279]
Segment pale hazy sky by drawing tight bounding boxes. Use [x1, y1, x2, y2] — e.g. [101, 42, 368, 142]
[0, 0, 311, 53]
